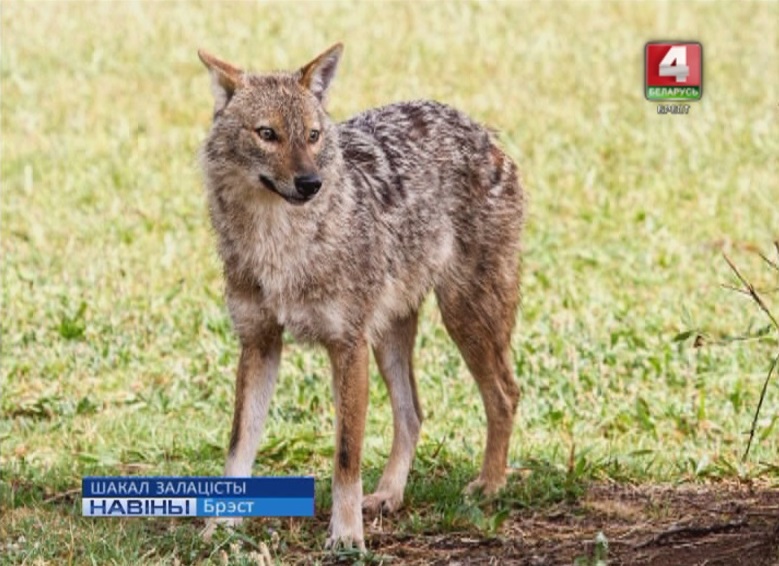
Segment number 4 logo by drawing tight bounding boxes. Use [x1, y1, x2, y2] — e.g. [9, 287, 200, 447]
[659, 45, 689, 83]
[645, 42, 703, 101]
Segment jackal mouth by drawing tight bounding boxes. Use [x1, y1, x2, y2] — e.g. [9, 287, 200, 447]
[259, 175, 309, 206]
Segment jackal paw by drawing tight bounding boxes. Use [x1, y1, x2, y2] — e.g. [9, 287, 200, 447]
[326, 514, 365, 552]
[201, 517, 242, 541]
[325, 531, 366, 552]
[362, 490, 403, 516]
[464, 476, 506, 498]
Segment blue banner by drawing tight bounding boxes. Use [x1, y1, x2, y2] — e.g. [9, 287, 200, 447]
[196, 497, 313, 517]
[82, 476, 314, 499]
[82, 497, 314, 517]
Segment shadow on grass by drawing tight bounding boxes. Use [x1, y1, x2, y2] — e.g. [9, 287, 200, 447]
[313, 448, 587, 539]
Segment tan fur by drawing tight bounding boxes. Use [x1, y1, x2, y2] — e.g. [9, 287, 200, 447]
[198, 44, 525, 550]
[364, 312, 422, 515]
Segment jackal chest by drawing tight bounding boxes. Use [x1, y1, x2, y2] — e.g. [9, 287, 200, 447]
[245, 240, 353, 342]
[273, 298, 351, 342]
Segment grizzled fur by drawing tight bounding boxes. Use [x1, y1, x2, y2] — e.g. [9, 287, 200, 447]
[198, 44, 525, 550]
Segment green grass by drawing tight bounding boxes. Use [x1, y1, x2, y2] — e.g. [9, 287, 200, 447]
[2, 1, 778, 564]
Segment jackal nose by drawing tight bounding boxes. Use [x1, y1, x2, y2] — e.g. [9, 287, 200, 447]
[294, 174, 322, 198]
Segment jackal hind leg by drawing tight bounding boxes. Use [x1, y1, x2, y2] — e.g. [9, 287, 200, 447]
[363, 312, 422, 516]
[435, 260, 520, 496]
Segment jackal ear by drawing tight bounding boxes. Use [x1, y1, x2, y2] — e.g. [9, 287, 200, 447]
[298, 43, 343, 105]
[198, 50, 243, 114]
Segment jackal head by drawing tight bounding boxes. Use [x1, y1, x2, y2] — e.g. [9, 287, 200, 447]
[199, 44, 343, 206]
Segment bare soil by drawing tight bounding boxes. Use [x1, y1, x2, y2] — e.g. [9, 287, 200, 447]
[294, 482, 779, 565]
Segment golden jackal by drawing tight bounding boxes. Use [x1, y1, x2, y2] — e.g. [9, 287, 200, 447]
[198, 43, 525, 550]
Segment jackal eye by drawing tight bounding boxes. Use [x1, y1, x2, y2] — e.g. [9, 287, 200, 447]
[255, 127, 278, 142]
[308, 129, 320, 144]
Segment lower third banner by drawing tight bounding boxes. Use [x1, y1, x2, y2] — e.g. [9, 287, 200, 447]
[81, 477, 314, 517]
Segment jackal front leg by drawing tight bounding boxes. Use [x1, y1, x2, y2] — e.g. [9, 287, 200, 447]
[364, 312, 421, 516]
[202, 325, 283, 540]
[326, 338, 370, 551]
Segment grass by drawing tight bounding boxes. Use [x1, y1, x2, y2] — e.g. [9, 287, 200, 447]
[1, 1, 778, 564]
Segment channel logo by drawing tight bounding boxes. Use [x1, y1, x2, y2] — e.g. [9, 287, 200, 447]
[645, 42, 703, 101]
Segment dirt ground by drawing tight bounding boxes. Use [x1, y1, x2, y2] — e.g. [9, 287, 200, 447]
[294, 482, 779, 565]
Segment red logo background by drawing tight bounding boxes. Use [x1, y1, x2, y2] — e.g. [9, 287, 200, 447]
[646, 43, 702, 87]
